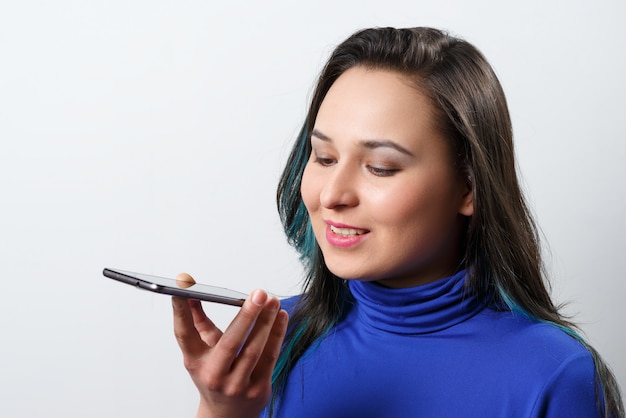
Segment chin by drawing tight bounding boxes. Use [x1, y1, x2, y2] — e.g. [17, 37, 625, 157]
[325, 264, 377, 281]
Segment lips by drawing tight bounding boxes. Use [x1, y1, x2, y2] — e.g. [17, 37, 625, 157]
[325, 221, 370, 248]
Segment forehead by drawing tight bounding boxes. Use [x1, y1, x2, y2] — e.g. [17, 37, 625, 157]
[315, 67, 440, 142]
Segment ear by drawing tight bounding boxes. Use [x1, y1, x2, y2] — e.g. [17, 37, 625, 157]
[457, 170, 474, 217]
[458, 187, 474, 217]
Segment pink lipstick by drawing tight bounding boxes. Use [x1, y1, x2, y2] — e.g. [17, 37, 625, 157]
[324, 221, 370, 248]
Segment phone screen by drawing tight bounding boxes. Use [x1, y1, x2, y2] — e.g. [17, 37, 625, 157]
[103, 268, 247, 306]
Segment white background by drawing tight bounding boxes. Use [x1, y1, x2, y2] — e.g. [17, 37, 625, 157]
[1, 0, 624, 416]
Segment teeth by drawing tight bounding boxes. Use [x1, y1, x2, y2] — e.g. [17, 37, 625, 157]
[330, 225, 367, 236]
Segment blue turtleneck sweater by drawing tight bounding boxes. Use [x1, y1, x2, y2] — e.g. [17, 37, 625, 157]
[264, 271, 601, 417]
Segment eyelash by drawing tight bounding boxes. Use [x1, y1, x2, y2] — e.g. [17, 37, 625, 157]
[367, 166, 399, 177]
[313, 156, 335, 166]
[313, 155, 399, 177]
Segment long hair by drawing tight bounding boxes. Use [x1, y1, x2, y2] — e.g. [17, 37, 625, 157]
[274, 27, 623, 417]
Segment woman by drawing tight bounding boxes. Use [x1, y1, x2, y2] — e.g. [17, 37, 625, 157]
[172, 27, 624, 417]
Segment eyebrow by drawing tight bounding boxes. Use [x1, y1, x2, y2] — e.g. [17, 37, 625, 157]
[311, 128, 415, 157]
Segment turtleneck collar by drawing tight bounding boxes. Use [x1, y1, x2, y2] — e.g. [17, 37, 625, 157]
[348, 270, 484, 335]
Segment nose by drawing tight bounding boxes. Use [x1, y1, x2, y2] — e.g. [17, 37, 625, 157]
[319, 163, 359, 209]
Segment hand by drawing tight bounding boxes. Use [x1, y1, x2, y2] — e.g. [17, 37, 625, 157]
[172, 273, 289, 418]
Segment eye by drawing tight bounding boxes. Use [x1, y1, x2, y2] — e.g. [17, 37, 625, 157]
[367, 165, 400, 177]
[313, 155, 336, 167]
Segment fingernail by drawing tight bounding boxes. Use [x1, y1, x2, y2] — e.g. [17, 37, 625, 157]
[251, 290, 267, 306]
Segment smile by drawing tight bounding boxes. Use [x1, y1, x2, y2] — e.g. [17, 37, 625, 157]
[329, 225, 368, 236]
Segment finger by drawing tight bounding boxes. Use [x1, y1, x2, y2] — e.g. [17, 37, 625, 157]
[230, 296, 282, 381]
[176, 272, 196, 289]
[174, 273, 222, 348]
[250, 309, 289, 384]
[210, 289, 270, 374]
[189, 299, 222, 347]
[172, 296, 207, 359]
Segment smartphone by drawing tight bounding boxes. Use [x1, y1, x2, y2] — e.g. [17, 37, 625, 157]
[102, 268, 247, 306]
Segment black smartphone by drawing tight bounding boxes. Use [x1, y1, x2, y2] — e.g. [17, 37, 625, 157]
[102, 268, 247, 307]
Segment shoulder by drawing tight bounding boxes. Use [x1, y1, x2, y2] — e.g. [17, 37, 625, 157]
[530, 349, 600, 416]
[478, 308, 589, 358]
[458, 307, 596, 383]
[477, 310, 600, 416]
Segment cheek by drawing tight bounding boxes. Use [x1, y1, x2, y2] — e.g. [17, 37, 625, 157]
[374, 177, 458, 230]
[376, 193, 427, 230]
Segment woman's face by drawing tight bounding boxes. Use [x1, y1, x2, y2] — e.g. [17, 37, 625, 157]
[300, 67, 473, 288]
